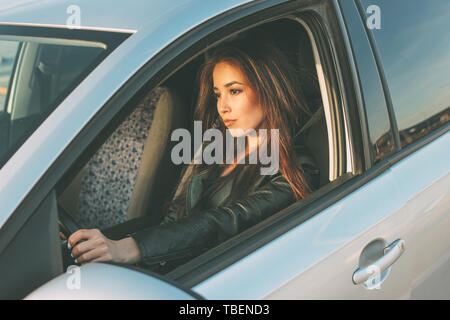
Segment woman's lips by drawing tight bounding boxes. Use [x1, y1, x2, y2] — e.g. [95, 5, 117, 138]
[223, 119, 236, 126]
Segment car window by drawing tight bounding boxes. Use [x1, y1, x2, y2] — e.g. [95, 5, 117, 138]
[55, 16, 333, 278]
[360, 0, 450, 147]
[0, 35, 106, 168]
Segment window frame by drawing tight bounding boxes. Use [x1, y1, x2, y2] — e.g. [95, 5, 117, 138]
[293, 13, 353, 181]
[354, 0, 401, 153]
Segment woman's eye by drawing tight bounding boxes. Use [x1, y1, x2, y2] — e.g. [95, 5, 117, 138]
[213, 92, 220, 99]
[230, 89, 241, 95]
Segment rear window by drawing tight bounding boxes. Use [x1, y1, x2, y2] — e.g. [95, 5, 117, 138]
[0, 26, 130, 168]
[360, 0, 450, 147]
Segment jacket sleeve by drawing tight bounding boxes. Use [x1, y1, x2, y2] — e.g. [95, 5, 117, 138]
[130, 164, 318, 267]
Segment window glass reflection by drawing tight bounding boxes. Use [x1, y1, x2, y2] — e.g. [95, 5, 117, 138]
[360, 0, 450, 147]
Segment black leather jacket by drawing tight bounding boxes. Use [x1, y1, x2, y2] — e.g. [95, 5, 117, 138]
[130, 141, 319, 271]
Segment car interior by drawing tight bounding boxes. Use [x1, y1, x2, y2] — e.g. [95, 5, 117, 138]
[56, 17, 330, 273]
[0, 37, 106, 167]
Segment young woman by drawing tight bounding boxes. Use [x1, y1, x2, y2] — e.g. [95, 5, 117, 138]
[67, 40, 320, 271]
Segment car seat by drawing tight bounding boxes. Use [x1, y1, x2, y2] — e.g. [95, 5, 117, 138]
[59, 86, 188, 229]
[126, 86, 188, 224]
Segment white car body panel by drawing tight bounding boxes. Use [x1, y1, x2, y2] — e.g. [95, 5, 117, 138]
[193, 131, 450, 299]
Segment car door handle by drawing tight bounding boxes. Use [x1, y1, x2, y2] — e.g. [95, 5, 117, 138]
[352, 239, 406, 285]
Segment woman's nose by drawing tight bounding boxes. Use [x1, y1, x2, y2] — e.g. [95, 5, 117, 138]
[218, 95, 231, 114]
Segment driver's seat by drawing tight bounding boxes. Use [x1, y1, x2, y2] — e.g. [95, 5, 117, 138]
[60, 86, 187, 229]
[126, 86, 188, 225]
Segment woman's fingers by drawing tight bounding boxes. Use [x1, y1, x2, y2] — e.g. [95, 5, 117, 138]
[68, 229, 95, 249]
[67, 228, 117, 264]
[76, 246, 111, 264]
[71, 236, 100, 259]
[68, 228, 104, 248]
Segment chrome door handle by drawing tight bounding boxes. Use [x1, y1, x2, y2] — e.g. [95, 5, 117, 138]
[352, 239, 406, 285]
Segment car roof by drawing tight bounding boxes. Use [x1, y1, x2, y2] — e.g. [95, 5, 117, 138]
[0, 0, 250, 33]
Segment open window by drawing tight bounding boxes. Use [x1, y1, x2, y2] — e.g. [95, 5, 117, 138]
[54, 9, 354, 283]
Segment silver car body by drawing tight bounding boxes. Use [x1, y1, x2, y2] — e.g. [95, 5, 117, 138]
[195, 132, 450, 299]
[0, 0, 448, 299]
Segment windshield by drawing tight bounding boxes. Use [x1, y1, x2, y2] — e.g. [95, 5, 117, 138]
[0, 26, 130, 169]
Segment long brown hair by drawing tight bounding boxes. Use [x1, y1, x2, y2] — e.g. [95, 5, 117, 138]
[168, 40, 313, 219]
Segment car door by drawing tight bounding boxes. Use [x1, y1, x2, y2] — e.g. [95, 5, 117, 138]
[356, 0, 450, 299]
[190, 0, 450, 299]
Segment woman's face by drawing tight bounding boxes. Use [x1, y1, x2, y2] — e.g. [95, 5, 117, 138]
[213, 61, 265, 137]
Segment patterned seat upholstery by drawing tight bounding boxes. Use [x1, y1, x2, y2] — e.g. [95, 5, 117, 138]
[75, 88, 164, 229]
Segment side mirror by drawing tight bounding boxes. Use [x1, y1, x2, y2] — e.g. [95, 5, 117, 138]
[25, 262, 202, 300]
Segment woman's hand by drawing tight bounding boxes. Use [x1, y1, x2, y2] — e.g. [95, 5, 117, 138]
[68, 229, 141, 265]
